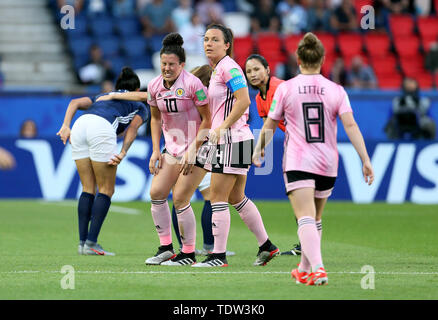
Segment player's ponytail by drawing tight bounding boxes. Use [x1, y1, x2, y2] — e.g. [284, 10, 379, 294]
[115, 67, 140, 91]
[160, 32, 186, 63]
[296, 32, 325, 69]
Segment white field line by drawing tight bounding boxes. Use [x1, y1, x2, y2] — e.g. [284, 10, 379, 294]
[2, 270, 438, 275]
[37, 201, 142, 215]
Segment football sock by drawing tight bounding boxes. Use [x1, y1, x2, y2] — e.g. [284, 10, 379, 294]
[232, 196, 268, 246]
[171, 204, 182, 247]
[211, 202, 230, 254]
[201, 200, 214, 247]
[176, 203, 196, 253]
[151, 199, 172, 246]
[77, 192, 95, 242]
[87, 193, 111, 243]
[297, 216, 324, 273]
[298, 253, 311, 273]
[316, 220, 322, 239]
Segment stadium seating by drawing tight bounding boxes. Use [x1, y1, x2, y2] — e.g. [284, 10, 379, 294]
[114, 17, 141, 37]
[96, 36, 120, 58]
[223, 12, 250, 38]
[337, 33, 364, 59]
[255, 32, 286, 68]
[364, 32, 392, 58]
[121, 36, 147, 58]
[389, 14, 415, 38]
[313, 32, 336, 56]
[393, 35, 421, 58]
[284, 34, 301, 55]
[89, 16, 114, 38]
[233, 35, 254, 68]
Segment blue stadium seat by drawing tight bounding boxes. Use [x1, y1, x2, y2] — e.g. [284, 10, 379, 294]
[222, 0, 237, 12]
[73, 54, 91, 71]
[69, 36, 93, 57]
[63, 15, 88, 38]
[121, 36, 147, 57]
[89, 17, 114, 37]
[147, 34, 166, 53]
[96, 36, 120, 58]
[128, 55, 153, 70]
[114, 17, 141, 37]
[109, 56, 129, 74]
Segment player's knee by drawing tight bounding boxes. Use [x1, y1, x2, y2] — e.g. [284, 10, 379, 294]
[172, 191, 190, 209]
[150, 187, 167, 201]
[228, 193, 245, 205]
[98, 186, 114, 198]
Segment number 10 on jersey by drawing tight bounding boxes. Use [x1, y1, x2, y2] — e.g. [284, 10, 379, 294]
[165, 98, 178, 113]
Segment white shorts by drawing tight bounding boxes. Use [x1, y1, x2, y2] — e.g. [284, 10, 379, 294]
[198, 171, 211, 192]
[70, 114, 118, 162]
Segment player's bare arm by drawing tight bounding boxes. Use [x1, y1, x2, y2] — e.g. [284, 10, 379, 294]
[57, 97, 93, 145]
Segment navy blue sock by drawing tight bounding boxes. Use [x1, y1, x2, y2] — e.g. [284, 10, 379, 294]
[87, 193, 111, 243]
[171, 204, 182, 247]
[78, 192, 95, 242]
[201, 200, 214, 246]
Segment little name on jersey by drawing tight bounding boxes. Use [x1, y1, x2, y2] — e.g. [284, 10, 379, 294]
[298, 85, 325, 95]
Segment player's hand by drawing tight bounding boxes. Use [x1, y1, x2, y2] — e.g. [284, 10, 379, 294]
[0, 147, 16, 170]
[363, 159, 374, 185]
[149, 151, 163, 175]
[252, 149, 264, 167]
[96, 95, 113, 102]
[108, 151, 126, 166]
[180, 148, 196, 176]
[208, 128, 224, 145]
[56, 124, 71, 145]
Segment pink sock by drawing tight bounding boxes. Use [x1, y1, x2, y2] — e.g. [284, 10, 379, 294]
[211, 202, 230, 253]
[176, 203, 196, 253]
[151, 199, 172, 246]
[299, 253, 311, 273]
[232, 197, 268, 246]
[316, 220, 322, 239]
[297, 216, 324, 272]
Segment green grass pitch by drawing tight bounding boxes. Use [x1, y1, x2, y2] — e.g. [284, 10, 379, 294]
[0, 200, 437, 300]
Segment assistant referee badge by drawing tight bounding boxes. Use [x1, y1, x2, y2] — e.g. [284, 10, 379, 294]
[175, 88, 185, 97]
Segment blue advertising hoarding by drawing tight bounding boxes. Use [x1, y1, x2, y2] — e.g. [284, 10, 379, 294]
[1, 137, 437, 203]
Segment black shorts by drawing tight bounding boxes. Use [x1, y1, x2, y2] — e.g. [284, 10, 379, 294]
[203, 139, 254, 175]
[162, 147, 206, 169]
[284, 170, 336, 198]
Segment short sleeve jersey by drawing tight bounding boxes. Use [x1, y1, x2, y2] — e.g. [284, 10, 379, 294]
[208, 55, 253, 144]
[147, 69, 208, 157]
[268, 74, 353, 177]
[85, 90, 148, 135]
[255, 76, 286, 132]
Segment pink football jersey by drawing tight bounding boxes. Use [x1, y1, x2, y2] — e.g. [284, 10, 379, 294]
[147, 69, 208, 157]
[268, 74, 353, 177]
[208, 55, 253, 144]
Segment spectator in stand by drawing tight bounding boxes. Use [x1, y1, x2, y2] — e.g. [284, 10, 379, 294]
[330, 56, 348, 86]
[87, 0, 107, 16]
[250, 0, 281, 34]
[277, 0, 308, 34]
[385, 77, 436, 140]
[196, 0, 224, 26]
[180, 13, 206, 56]
[425, 40, 438, 79]
[140, 0, 176, 37]
[112, 0, 136, 18]
[57, 0, 85, 15]
[330, 0, 358, 32]
[374, 0, 409, 30]
[19, 120, 38, 139]
[0, 147, 15, 170]
[276, 52, 300, 80]
[172, 0, 193, 32]
[307, 0, 332, 32]
[346, 55, 377, 89]
[79, 44, 115, 85]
